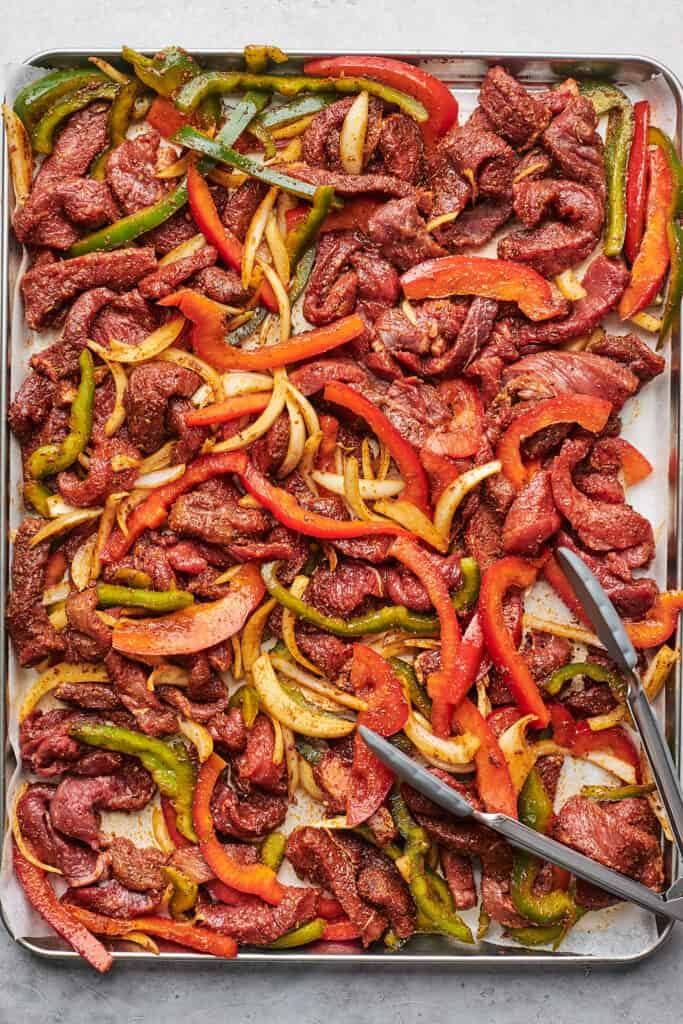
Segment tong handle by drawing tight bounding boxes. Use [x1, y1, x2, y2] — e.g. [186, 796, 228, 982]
[484, 813, 683, 922]
[627, 685, 683, 852]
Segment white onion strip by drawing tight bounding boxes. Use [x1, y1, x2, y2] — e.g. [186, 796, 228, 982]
[311, 471, 404, 499]
[243, 187, 279, 288]
[278, 395, 307, 478]
[339, 91, 369, 174]
[88, 316, 186, 364]
[212, 368, 287, 453]
[433, 461, 502, 540]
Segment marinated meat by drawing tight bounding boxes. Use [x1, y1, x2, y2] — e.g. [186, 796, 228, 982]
[8, 373, 55, 440]
[280, 161, 417, 199]
[7, 517, 65, 666]
[502, 469, 561, 555]
[20, 708, 130, 778]
[13, 177, 119, 251]
[222, 180, 268, 241]
[434, 197, 514, 252]
[588, 332, 666, 383]
[124, 361, 201, 452]
[378, 113, 425, 182]
[106, 131, 167, 214]
[198, 886, 320, 945]
[543, 96, 606, 203]
[90, 288, 159, 348]
[65, 880, 163, 918]
[169, 477, 270, 545]
[424, 297, 498, 376]
[367, 197, 444, 271]
[305, 560, 383, 617]
[191, 265, 250, 305]
[289, 357, 369, 396]
[441, 848, 477, 910]
[54, 682, 122, 711]
[521, 631, 572, 680]
[303, 233, 361, 325]
[479, 66, 551, 149]
[104, 651, 178, 736]
[556, 531, 657, 619]
[58, 437, 140, 506]
[108, 836, 166, 892]
[16, 784, 105, 886]
[235, 715, 287, 794]
[498, 178, 604, 276]
[302, 96, 382, 171]
[31, 287, 118, 380]
[137, 245, 218, 299]
[21, 248, 157, 330]
[210, 777, 288, 840]
[64, 586, 113, 661]
[50, 761, 155, 846]
[439, 124, 517, 198]
[502, 349, 639, 408]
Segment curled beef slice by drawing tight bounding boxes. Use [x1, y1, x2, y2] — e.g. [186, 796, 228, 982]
[16, 783, 105, 886]
[235, 714, 287, 794]
[556, 531, 657, 619]
[20, 248, 157, 330]
[588, 332, 665, 384]
[498, 178, 603, 276]
[169, 477, 270, 546]
[50, 761, 155, 847]
[434, 196, 514, 253]
[108, 836, 166, 892]
[63, 586, 113, 662]
[13, 178, 119, 250]
[8, 372, 55, 440]
[502, 349, 639, 408]
[58, 438, 140, 507]
[279, 161, 417, 199]
[378, 113, 425, 182]
[138, 246, 218, 300]
[7, 517, 65, 666]
[479, 66, 551, 149]
[222, 180, 268, 241]
[210, 777, 287, 840]
[105, 131, 167, 214]
[65, 880, 162, 918]
[303, 232, 361, 325]
[305, 560, 383, 617]
[198, 886, 320, 945]
[31, 287, 118, 380]
[424, 297, 498, 376]
[190, 265, 250, 305]
[104, 651, 178, 736]
[543, 96, 606, 203]
[367, 197, 444, 272]
[91, 288, 159, 348]
[302, 96, 382, 171]
[439, 124, 517, 199]
[502, 469, 561, 556]
[124, 361, 201, 452]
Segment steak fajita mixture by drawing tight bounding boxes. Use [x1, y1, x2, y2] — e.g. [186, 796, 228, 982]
[3, 46, 682, 970]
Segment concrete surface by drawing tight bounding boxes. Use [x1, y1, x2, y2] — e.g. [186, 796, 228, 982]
[3, 3, 683, 1020]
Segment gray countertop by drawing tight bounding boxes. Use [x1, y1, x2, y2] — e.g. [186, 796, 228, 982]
[3, 3, 683, 1020]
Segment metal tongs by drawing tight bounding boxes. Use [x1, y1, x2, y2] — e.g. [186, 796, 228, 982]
[360, 546, 683, 922]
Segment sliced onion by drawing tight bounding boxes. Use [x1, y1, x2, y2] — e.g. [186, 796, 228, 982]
[151, 805, 176, 854]
[156, 153, 194, 180]
[178, 718, 214, 762]
[403, 711, 479, 770]
[298, 758, 326, 802]
[111, 454, 139, 472]
[560, 326, 605, 353]
[158, 348, 224, 401]
[265, 211, 290, 286]
[208, 167, 248, 190]
[3, 104, 32, 206]
[271, 654, 368, 712]
[630, 311, 662, 333]
[344, 456, 384, 522]
[522, 612, 601, 648]
[271, 113, 317, 140]
[88, 55, 129, 83]
[401, 299, 418, 326]
[640, 747, 673, 842]
[116, 490, 148, 538]
[89, 316, 186, 364]
[134, 464, 186, 490]
[282, 575, 324, 675]
[258, 259, 291, 343]
[270, 716, 285, 765]
[213, 367, 287, 453]
[583, 751, 637, 785]
[312, 471, 404, 500]
[476, 677, 492, 719]
[433, 461, 502, 540]
[241, 598, 277, 673]
[426, 210, 461, 233]
[103, 358, 128, 437]
[147, 663, 191, 691]
[263, 137, 302, 165]
[231, 633, 243, 680]
[282, 725, 300, 800]
[643, 644, 679, 701]
[277, 395, 306, 479]
[158, 233, 207, 266]
[191, 383, 213, 408]
[42, 582, 71, 607]
[555, 269, 587, 301]
[287, 381, 320, 437]
[30, 508, 102, 547]
[374, 498, 449, 553]
[19, 662, 110, 722]
[339, 91, 369, 175]
[376, 442, 391, 481]
[211, 564, 246, 587]
[12, 784, 62, 874]
[48, 602, 68, 631]
[46, 495, 79, 518]
[587, 705, 626, 732]
[222, 371, 274, 397]
[498, 713, 538, 793]
[300, 432, 323, 495]
[136, 441, 176, 475]
[71, 534, 97, 591]
[252, 653, 355, 738]
[121, 932, 160, 955]
[243, 186, 279, 288]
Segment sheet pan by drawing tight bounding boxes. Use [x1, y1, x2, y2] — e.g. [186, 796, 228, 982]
[1, 49, 682, 966]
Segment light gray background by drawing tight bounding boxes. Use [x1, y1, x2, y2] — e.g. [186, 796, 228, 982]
[3, 3, 683, 1021]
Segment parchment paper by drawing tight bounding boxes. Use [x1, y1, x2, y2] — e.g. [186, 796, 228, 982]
[0, 59, 677, 959]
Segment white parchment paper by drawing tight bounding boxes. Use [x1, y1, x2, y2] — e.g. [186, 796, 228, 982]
[0, 59, 677, 959]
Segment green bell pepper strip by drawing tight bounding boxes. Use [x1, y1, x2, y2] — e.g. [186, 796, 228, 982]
[24, 481, 52, 517]
[121, 46, 201, 98]
[289, 246, 316, 303]
[543, 661, 625, 699]
[174, 127, 339, 204]
[580, 82, 634, 257]
[294, 736, 326, 765]
[174, 71, 429, 124]
[648, 126, 683, 215]
[89, 77, 142, 181]
[389, 657, 432, 719]
[581, 782, 656, 801]
[286, 186, 335, 269]
[250, 120, 277, 160]
[659, 220, 683, 349]
[228, 684, 260, 728]
[389, 786, 474, 944]
[477, 907, 490, 940]
[268, 918, 325, 948]
[70, 89, 267, 258]
[31, 80, 119, 155]
[161, 865, 198, 918]
[223, 308, 268, 347]
[506, 922, 566, 947]
[28, 349, 95, 479]
[14, 68, 109, 130]
[244, 46, 289, 74]
[451, 556, 480, 611]
[510, 768, 576, 926]
[260, 831, 286, 872]
[95, 583, 194, 612]
[69, 723, 197, 841]
[222, 89, 270, 145]
[255, 94, 333, 130]
[262, 558, 479, 638]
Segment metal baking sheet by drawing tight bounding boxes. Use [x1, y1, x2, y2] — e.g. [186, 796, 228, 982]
[1, 49, 682, 966]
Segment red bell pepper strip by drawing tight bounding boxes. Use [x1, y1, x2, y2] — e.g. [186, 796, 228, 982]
[436, 379, 484, 459]
[324, 381, 431, 514]
[625, 590, 683, 649]
[194, 753, 285, 904]
[205, 879, 253, 906]
[303, 55, 458, 144]
[549, 703, 576, 748]
[63, 904, 237, 959]
[322, 918, 361, 941]
[346, 644, 410, 826]
[433, 613, 486, 734]
[14, 843, 113, 973]
[187, 163, 277, 312]
[147, 95, 195, 139]
[542, 554, 593, 630]
[161, 794, 192, 849]
[619, 145, 674, 320]
[479, 556, 550, 728]
[624, 100, 651, 265]
[400, 256, 569, 322]
[185, 392, 271, 427]
[112, 562, 264, 657]
[159, 288, 366, 371]
[496, 395, 612, 489]
[317, 414, 339, 472]
[284, 196, 383, 235]
[452, 698, 518, 818]
[317, 896, 345, 919]
[388, 536, 461, 735]
[45, 550, 67, 587]
[611, 438, 653, 486]
[549, 704, 639, 772]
